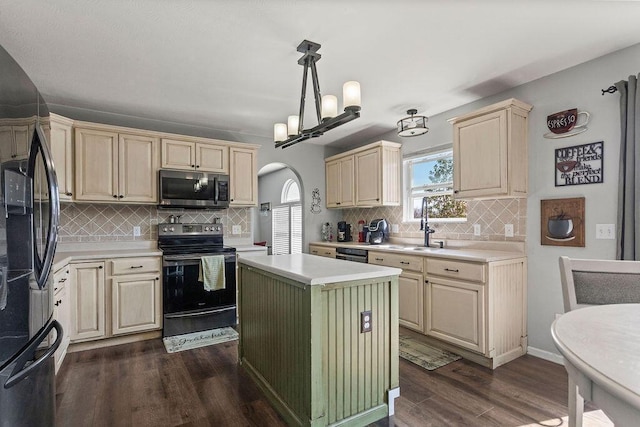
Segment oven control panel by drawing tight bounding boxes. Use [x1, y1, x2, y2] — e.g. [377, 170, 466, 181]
[158, 223, 223, 236]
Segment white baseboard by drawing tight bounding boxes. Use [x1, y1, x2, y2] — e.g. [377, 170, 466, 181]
[526, 346, 564, 365]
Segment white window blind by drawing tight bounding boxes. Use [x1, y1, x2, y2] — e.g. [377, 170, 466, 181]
[272, 206, 290, 255]
[272, 203, 302, 255]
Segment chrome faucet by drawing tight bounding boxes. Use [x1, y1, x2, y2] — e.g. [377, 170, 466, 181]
[420, 196, 435, 247]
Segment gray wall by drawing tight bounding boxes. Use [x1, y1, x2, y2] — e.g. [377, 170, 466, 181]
[355, 42, 640, 359]
[256, 167, 299, 246]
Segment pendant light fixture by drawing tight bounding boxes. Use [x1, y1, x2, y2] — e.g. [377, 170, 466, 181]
[397, 109, 429, 137]
[273, 40, 361, 149]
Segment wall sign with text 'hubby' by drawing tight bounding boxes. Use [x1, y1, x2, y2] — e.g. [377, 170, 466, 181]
[555, 141, 603, 187]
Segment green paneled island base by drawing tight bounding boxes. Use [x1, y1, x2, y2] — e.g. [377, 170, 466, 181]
[237, 254, 402, 427]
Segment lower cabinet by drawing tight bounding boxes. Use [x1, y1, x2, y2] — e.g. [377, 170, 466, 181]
[69, 256, 161, 343]
[368, 251, 424, 332]
[52, 266, 71, 373]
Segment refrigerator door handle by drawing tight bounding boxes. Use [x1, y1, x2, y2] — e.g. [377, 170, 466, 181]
[2, 320, 62, 389]
[31, 125, 60, 288]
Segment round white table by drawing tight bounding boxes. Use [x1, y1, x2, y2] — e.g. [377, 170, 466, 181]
[551, 304, 640, 427]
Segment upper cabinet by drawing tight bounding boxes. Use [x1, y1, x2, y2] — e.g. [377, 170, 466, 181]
[161, 138, 229, 173]
[448, 98, 532, 199]
[325, 140, 401, 208]
[44, 114, 75, 201]
[74, 126, 159, 203]
[0, 119, 33, 162]
[229, 146, 258, 207]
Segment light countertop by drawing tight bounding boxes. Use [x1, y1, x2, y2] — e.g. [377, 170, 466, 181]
[238, 253, 401, 285]
[310, 241, 525, 263]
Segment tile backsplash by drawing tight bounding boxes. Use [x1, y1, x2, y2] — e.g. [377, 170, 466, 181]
[342, 198, 527, 242]
[58, 203, 252, 243]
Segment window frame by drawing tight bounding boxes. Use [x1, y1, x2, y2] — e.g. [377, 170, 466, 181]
[402, 147, 467, 224]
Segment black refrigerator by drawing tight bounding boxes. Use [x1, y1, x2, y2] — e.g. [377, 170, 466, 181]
[0, 44, 61, 426]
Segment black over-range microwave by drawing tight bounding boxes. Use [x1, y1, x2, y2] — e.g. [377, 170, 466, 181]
[158, 169, 230, 209]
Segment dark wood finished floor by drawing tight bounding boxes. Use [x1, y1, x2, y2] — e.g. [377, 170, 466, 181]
[55, 331, 595, 427]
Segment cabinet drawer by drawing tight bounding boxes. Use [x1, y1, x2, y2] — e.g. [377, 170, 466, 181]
[309, 245, 336, 258]
[426, 258, 485, 282]
[368, 251, 423, 272]
[53, 266, 69, 295]
[111, 257, 161, 275]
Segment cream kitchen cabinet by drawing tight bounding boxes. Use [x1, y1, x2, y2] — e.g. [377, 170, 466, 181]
[368, 251, 424, 332]
[45, 114, 74, 201]
[324, 140, 401, 208]
[161, 138, 229, 173]
[110, 257, 162, 336]
[424, 256, 527, 368]
[309, 245, 336, 258]
[449, 98, 532, 199]
[325, 156, 354, 208]
[229, 146, 258, 207]
[69, 261, 106, 342]
[74, 127, 159, 203]
[52, 266, 71, 373]
[0, 123, 31, 162]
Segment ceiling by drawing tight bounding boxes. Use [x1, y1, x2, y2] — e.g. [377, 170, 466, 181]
[1, 1, 639, 149]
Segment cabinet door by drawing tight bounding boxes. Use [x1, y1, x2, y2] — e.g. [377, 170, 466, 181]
[111, 275, 161, 335]
[230, 147, 257, 206]
[12, 125, 31, 159]
[325, 160, 341, 208]
[355, 148, 381, 206]
[425, 276, 485, 354]
[74, 128, 119, 201]
[118, 133, 159, 203]
[453, 110, 508, 198]
[53, 284, 71, 373]
[399, 271, 424, 332]
[161, 138, 196, 170]
[196, 143, 229, 173]
[0, 126, 13, 161]
[309, 245, 335, 258]
[69, 262, 106, 342]
[49, 117, 74, 200]
[338, 157, 354, 207]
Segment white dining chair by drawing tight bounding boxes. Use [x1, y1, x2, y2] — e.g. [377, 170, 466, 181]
[558, 256, 640, 427]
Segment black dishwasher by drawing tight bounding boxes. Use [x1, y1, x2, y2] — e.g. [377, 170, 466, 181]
[335, 247, 368, 263]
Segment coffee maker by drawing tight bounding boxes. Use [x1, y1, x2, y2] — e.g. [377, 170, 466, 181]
[368, 219, 389, 244]
[337, 221, 352, 242]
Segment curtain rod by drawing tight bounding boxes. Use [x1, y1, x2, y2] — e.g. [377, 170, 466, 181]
[601, 85, 617, 95]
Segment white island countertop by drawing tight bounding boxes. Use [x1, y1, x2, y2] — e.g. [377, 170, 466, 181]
[238, 253, 402, 285]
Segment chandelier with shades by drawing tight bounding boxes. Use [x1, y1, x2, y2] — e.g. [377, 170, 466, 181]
[273, 40, 361, 149]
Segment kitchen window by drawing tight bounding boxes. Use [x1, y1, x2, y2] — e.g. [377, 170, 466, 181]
[272, 179, 302, 255]
[403, 148, 467, 223]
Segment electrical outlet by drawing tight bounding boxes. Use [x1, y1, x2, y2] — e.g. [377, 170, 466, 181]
[361, 310, 372, 333]
[505, 224, 514, 237]
[391, 224, 399, 233]
[232, 225, 241, 235]
[596, 224, 615, 240]
[133, 226, 141, 237]
[473, 224, 481, 236]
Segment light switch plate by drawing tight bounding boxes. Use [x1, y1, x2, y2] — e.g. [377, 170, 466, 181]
[505, 224, 514, 237]
[232, 225, 241, 235]
[133, 226, 141, 237]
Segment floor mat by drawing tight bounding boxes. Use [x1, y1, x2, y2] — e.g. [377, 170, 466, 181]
[163, 327, 239, 353]
[399, 334, 461, 370]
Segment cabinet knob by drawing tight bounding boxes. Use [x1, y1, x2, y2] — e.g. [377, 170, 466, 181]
[66, 192, 73, 196]
[375, 257, 384, 261]
[425, 280, 429, 284]
[55, 300, 62, 306]
[196, 165, 200, 168]
[454, 190, 459, 194]
[98, 265, 103, 269]
[113, 195, 118, 198]
[191, 164, 195, 168]
[156, 277, 159, 281]
[400, 261, 410, 265]
[376, 198, 379, 201]
[118, 195, 124, 199]
[230, 199, 234, 202]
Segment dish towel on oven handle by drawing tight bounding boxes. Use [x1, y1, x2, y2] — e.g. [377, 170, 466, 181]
[198, 255, 226, 291]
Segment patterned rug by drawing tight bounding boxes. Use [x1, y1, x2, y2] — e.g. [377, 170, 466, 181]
[399, 334, 461, 370]
[163, 327, 239, 353]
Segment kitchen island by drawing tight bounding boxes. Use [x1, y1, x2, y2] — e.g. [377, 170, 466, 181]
[237, 254, 402, 427]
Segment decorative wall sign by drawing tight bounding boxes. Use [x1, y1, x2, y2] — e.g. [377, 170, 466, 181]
[310, 188, 322, 214]
[541, 197, 585, 247]
[555, 141, 603, 187]
[260, 202, 271, 212]
[544, 108, 590, 139]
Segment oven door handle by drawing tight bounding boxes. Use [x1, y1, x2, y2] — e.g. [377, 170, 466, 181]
[164, 306, 235, 319]
[213, 176, 219, 204]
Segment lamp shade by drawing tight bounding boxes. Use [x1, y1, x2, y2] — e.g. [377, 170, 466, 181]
[321, 95, 338, 120]
[343, 81, 361, 111]
[397, 109, 429, 137]
[288, 115, 300, 136]
[274, 123, 287, 142]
